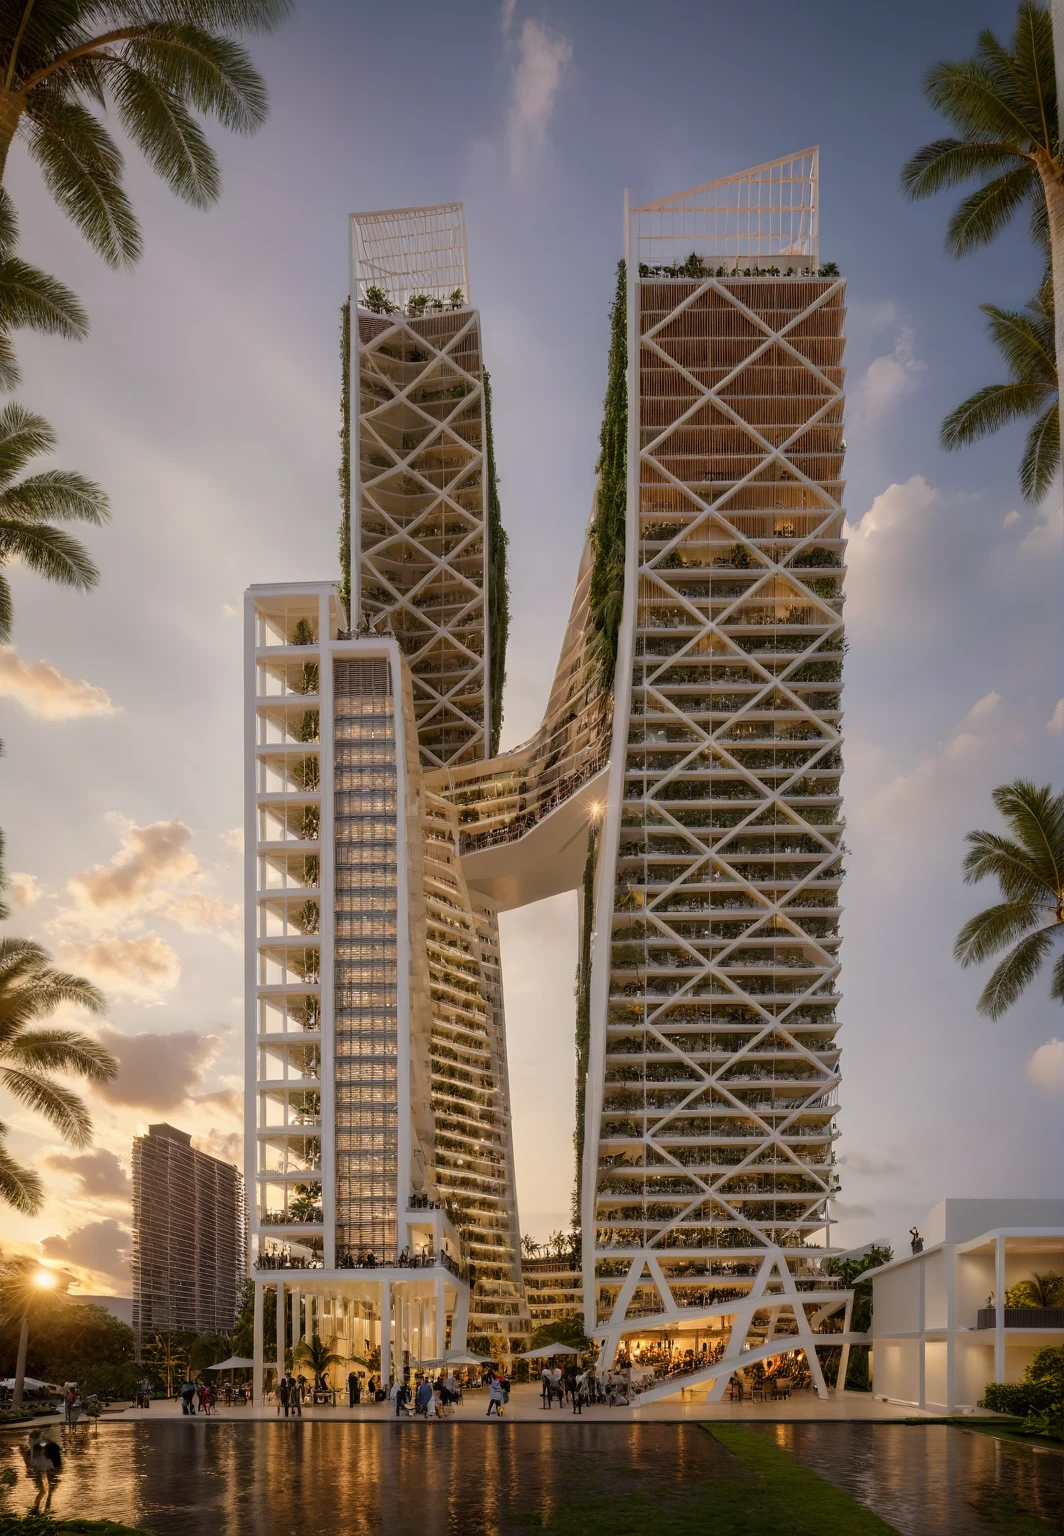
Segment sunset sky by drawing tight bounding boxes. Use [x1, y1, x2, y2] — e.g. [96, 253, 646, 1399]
[1, 0, 1061, 1292]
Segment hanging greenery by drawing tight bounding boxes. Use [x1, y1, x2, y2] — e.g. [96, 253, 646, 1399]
[572, 823, 599, 1226]
[338, 299, 352, 625]
[483, 369, 510, 754]
[589, 260, 627, 696]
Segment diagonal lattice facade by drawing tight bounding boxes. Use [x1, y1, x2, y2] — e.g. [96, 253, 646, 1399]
[355, 300, 490, 770]
[582, 157, 850, 1396]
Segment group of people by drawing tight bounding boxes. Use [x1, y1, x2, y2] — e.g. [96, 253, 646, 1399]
[276, 1371, 310, 1416]
[539, 1363, 617, 1411]
[390, 1369, 465, 1417]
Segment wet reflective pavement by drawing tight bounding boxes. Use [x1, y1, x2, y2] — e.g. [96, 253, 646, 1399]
[1, 1420, 1059, 1534]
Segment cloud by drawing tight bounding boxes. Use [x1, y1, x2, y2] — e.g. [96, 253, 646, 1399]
[161, 892, 241, 942]
[58, 934, 180, 1002]
[853, 325, 925, 420]
[66, 819, 197, 919]
[500, 0, 516, 33]
[41, 1219, 131, 1290]
[193, 1128, 243, 1167]
[1003, 509, 1022, 528]
[223, 827, 244, 855]
[45, 1147, 131, 1201]
[507, 18, 572, 174]
[1046, 700, 1064, 733]
[9, 871, 42, 908]
[1026, 1038, 1064, 1091]
[0, 646, 118, 720]
[94, 1023, 221, 1109]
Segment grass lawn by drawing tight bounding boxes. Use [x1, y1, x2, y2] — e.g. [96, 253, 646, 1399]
[520, 1423, 899, 1535]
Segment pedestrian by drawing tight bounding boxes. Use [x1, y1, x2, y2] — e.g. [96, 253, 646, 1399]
[180, 1377, 196, 1416]
[200, 1382, 213, 1416]
[277, 1372, 290, 1417]
[391, 1377, 407, 1417]
[540, 1365, 551, 1407]
[348, 1369, 358, 1408]
[485, 1371, 505, 1418]
[353, 1373, 362, 1406]
[291, 1373, 304, 1416]
[63, 1384, 78, 1426]
[549, 1365, 563, 1408]
[573, 1368, 588, 1414]
[20, 1429, 61, 1514]
[415, 1377, 433, 1416]
[442, 1369, 458, 1414]
[139, 1377, 152, 1409]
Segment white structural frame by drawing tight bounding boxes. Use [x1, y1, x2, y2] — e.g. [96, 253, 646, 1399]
[350, 205, 491, 769]
[244, 583, 471, 1400]
[580, 163, 849, 1397]
[634, 149, 819, 271]
[350, 202, 470, 309]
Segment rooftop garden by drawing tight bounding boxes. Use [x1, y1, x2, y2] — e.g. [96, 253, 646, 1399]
[639, 254, 840, 280]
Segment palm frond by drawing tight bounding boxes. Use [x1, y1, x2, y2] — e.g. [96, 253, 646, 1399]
[0, 1066, 93, 1145]
[1051, 948, 1064, 1005]
[0, 571, 12, 642]
[0, 257, 90, 341]
[108, 61, 220, 207]
[3, 1028, 117, 1082]
[945, 165, 1039, 256]
[1020, 399, 1060, 502]
[126, 26, 269, 132]
[923, 55, 1045, 146]
[940, 380, 1051, 449]
[982, 299, 1056, 384]
[0, 470, 111, 525]
[0, 403, 56, 486]
[25, 96, 142, 269]
[0, 334, 19, 392]
[0, 1133, 43, 1216]
[900, 137, 1024, 199]
[953, 899, 1041, 966]
[1009, 0, 1057, 146]
[104, 1, 294, 33]
[961, 829, 1055, 898]
[977, 925, 1055, 1018]
[992, 780, 1064, 890]
[0, 520, 101, 591]
[0, 191, 18, 257]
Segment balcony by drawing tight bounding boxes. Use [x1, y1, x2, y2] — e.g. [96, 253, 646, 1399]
[975, 1307, 1064, 1330]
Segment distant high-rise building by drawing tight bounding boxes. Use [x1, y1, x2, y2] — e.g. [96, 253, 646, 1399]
[131, 1123, 246, 1351]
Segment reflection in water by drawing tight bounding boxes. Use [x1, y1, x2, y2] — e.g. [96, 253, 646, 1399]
[760, 1423, 1062, 1536]
[0, 1422, 729, 1536]
[1, 1421, 1058, 1535]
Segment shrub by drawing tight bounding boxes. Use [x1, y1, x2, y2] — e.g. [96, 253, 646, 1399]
[980, 1344, 1064, 1418]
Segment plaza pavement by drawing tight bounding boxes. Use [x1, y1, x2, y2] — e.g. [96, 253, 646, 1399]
[100, 1382, 939, 1423]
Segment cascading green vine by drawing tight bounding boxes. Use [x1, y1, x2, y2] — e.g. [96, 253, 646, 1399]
[588, 259, 627, 696]
[483, 368, 510, 755]
[572, 823, 599, 1226]
[338, 299, 351, 625]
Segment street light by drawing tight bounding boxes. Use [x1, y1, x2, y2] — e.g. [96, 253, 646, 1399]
[11, 1266, 63, 1410]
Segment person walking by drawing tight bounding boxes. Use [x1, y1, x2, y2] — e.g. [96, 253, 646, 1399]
[291, 1374, 304, 1417]
[485, 1372, 505, 1418]
[277, 1372, 290, 1418]
[573, 1368, 588, 1415]
[391, 1377, 407, 1417]
[180, 1377, 196, 1416]
[540, 1365, 551, 1408]
[347, 1369, 358, 1408]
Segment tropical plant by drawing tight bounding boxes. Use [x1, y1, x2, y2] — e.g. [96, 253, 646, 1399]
[0, 0, 290, 271]
[0, 189, 86, 387]
[819, 1244, 893, 1391]
[588, 259, 626, 696]
[981, 1344, 1064, 1439]
[189, 1330, 233, 1375]
[0, 403, 108, 641]
[0, 936, 116, 1214]
[528, 1315, 591, 1352]
[1006, 1270, 1064, 1307]
[900, 4, 1064, 411]
[953, 779, 1064, 1018]
[293, 1332, 342, 1391]
[520, 1233, 541, 1260]
[940, 279, 1058, 501]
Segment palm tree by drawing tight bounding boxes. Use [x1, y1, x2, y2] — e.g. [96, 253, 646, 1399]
[900, 3, 1064, 417]
[0, 936, 117, 1214]
[293, 1333, 342, 1392]
[0, 402, 108, 638]
[953, 779, 1064, 1018]
[521, 1233, 541, 1260]
[0, 0, 291, 270]
[940, 280, 1058, 501]
[0, 189, 86, 386]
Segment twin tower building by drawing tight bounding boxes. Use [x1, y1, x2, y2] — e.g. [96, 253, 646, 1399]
[245, 151, 855, 1401]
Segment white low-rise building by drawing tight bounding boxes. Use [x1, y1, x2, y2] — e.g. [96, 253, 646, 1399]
[868, 1199, 1064, 1413]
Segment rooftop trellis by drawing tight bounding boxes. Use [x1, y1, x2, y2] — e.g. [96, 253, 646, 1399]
[633, 149, 819, 270]
[350, 202, 470, 308]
